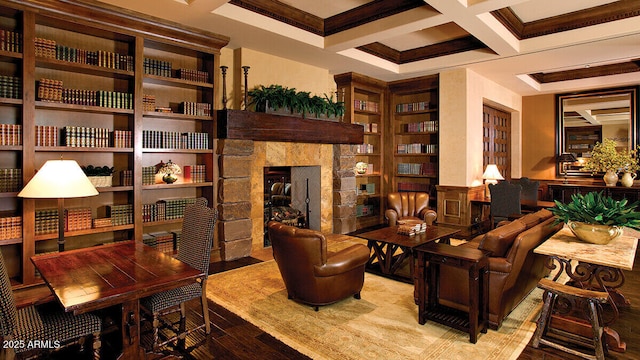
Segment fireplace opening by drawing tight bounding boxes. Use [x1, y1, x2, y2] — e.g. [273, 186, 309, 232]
[263, 166, 321, 246]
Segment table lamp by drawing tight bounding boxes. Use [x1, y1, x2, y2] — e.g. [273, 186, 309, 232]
[557, 153, 577, 184]
[482, 164, 504, 199]
[18, 159, 99, 252]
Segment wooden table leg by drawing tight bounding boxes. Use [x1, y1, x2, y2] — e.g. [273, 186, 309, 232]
[118, 300, 146, 360]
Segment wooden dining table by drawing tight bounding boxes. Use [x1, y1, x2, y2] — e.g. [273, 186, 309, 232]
[31, 240, 203, 359]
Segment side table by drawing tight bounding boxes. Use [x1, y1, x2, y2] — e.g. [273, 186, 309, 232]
[415, 242, 489, 343]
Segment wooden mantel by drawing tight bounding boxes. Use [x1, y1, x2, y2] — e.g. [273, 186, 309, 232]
[216, 109, 364, 144]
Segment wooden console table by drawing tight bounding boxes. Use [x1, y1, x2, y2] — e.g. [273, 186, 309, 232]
[415, 242, 489, 343]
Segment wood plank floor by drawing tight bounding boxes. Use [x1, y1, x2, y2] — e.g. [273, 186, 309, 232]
[48, 244, 640, 360]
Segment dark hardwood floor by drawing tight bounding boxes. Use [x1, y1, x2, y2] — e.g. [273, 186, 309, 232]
[48, 248, 640, 360]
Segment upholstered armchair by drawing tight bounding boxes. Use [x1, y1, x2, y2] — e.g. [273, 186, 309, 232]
[267, 221, 370, 310]
[385, 192, 437, 226]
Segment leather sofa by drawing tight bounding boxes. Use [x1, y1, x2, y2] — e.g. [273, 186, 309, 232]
[436, 209, 562, 329]
[385, 192, 437, 226]
[267, 221, 370, 310]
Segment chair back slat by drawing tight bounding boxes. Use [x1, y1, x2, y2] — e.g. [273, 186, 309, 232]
[0, 250, 18, 337]
[177, 198, 217, 276]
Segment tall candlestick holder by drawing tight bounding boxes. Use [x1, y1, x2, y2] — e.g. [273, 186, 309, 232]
[220, 65, 228, 110]
[242, 66, 250, 110]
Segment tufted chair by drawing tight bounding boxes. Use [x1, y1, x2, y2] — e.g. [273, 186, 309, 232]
[385, 192, 437, 226]
[267, 221, 370, 311]
[140, 197, 217, 351]
[0, 250, 101, 359]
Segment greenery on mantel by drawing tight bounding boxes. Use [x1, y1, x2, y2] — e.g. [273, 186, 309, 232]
[550, 191, 640, 230]
[247, 84, 345, 119]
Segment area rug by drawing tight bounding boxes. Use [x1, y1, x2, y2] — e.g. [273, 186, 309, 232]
[206, 256, 544, 360]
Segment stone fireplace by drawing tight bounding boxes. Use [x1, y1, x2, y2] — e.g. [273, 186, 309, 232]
[216, 110, 363, 260]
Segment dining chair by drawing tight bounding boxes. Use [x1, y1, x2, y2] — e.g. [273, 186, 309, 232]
[140, 197, 217, 351]
[488, 181, 522, 228]
[0, 250, 101, 359]
[517, 177, 540, 203]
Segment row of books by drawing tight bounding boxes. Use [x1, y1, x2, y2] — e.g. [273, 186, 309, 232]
[0, 75, 21, 99]
[35, 37, 134, 71]
[107, 204, 133, 226]
[395, 101, 433, 113]
[177, 68, 209, 83]
[402, 120, 438, 133]
[0, 29, 21, 53]
[35, 209, 58, 235]
[144, 57, 172, 78]
[354, 122, 378, 133]
[142, 197, 197, 222]
[180, 102, 212, 116]
[35, 125, 57, 147]
[0, 168, 21, 192]
[63, 126, 111, 148]
[113, 130, 133, 148]
[142, 130, 209, 150]
[568, 134, 600, 140]
[183, 165, 206, 183]
[354, 99, 379, 113]
[64, 208, 93, 232]
[142, 166, 157, 185]
[397, 182, 432, 193]
[397, 162, 436, 176]
[353, 143, 374, 154]
[143, 94, 156, 112]
[0, 124, 21, 146]
[37, 78, 134, 109]
[121, 170, 133, 186]
[396, 143, 437, 155]
[0, 216, 21, 240]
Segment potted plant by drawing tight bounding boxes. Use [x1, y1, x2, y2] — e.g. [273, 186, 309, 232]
[550, 191, 640, 244]
[156, 160, 181, 184]
[81, 165, 114, 188]
[582, 138, 638, 186]
[247, 84, 344, 120]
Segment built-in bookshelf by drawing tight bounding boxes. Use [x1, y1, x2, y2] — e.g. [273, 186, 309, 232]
[0, 1, 227, 288]
[388, 75, 439, 206]
[334, 72, 386, 229]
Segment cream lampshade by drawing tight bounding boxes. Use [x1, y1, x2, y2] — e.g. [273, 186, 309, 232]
[482, 164, 504, 199]
[18, 159, 99, 252]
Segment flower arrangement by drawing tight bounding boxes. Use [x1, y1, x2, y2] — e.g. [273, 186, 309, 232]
[582, 138, 639, 173]
[157, 160, 181, 184]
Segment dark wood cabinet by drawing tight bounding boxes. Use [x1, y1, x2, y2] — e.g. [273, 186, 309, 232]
[548, 183, 640, 203]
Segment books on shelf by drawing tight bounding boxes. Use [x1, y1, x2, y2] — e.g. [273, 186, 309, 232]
[397, 162, 436, 176]
[0, 216, 21, 240]
[1, 29, 22, 53]
[106, 204, 133, 226]
[35, 208, 58, 235]
[64, 207, 92, 231]
[144, 57, 172, 77]
[120, 170, 133, 186]
[354, 143, 374, 154]
[35, 37, 133, 71]
[37, 78, 134, 109]
[0, 168, 21, 192]
[180, 102, 211, 116]
[63, 126, 110, 147]
[0, 124, 21, 146]
[183, 165, 206, 183]
[142, 130, 209, 150]
[354, 99, 379, 113]
[403, 120, 438, 133]
[396, 143, 437, 155]
[397, 182, 432, 193]
[177, 68, 209, 83]
[396, 101, 432, 113]
[0, 75, 21, 99]
[35, 125, 58, 147]
[142, 197, 197, 222]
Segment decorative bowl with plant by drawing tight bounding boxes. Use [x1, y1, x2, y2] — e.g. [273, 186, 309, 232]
[81, 165, 115, 187]
[156, 160, 181, 184]
[550, 191, 640, 244]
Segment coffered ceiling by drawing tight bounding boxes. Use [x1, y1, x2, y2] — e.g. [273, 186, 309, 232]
[96, 0, 640, 96]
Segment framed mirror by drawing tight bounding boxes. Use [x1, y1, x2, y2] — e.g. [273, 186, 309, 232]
[556, 86, 639, 177]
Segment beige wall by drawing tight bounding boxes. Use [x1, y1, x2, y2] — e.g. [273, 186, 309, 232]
[440, 68, 522, 187]
[219, 48, 335, 110]
[522, 94, 558, 180]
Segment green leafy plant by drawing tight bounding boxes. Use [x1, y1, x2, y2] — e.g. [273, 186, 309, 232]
[247, 84, 344, 119]
[550, 191, 640, 229]
[583, 138, 639, 173]
[81, 165, 114, 176]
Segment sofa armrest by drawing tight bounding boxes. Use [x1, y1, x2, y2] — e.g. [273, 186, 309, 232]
[419, 209, 437, 225]
[488, 257, 512, 273]
[314, 244, 370, 277]
[385, 209, 399, 226]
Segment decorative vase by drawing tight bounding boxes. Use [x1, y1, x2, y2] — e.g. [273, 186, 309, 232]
[162, 173, 178, 184]
[355, 162, 368, 174]
[567, 221, 622, 245]
[621, 172, 636, 187]
[603, 170, 618, 187]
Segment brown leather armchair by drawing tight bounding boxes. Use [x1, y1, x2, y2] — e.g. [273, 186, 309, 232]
[385, 192, 437, 226]
[267, 221, 370, 310]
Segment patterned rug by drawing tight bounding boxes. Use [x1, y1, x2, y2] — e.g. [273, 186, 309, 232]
[206, 252, 543, 360]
